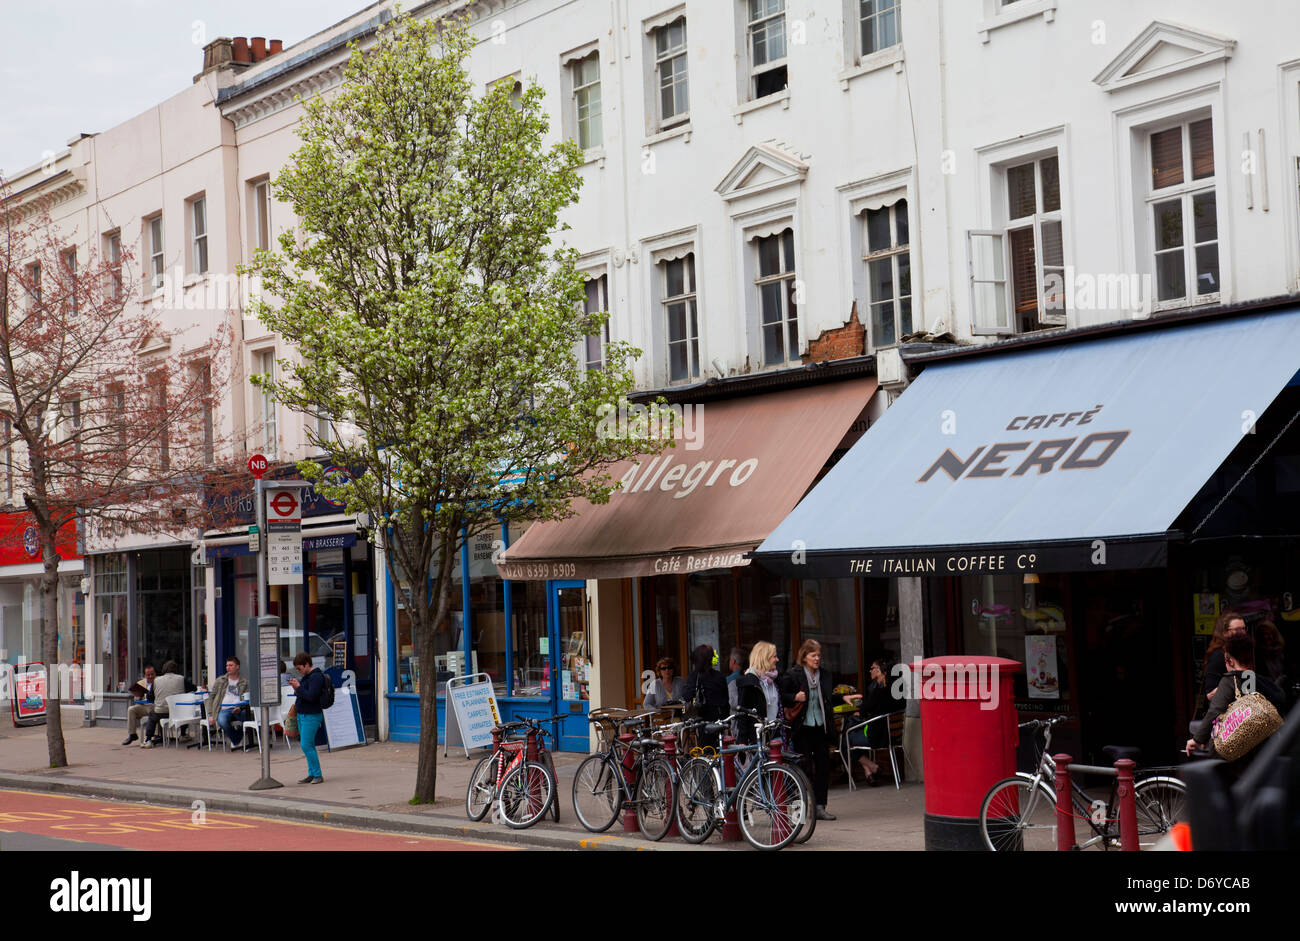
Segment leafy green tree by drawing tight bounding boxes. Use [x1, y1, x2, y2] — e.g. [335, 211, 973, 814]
[247, 12, 651, 801]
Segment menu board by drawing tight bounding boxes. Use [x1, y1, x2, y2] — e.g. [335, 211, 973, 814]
[323, 683, 365, 750]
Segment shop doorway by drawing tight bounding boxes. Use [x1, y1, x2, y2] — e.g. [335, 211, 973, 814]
[547, 581, 590, 751]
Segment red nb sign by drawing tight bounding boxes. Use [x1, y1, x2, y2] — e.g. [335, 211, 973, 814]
[248, 453, 269, 478]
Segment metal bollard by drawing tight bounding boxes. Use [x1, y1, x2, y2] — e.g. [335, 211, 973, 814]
[1115, 758, 1138, 852]
[720, 734, 741, 841]
[1054, 753, 1074, 851]
[620, 730, 639, 833]
[662, 732, 679, 839]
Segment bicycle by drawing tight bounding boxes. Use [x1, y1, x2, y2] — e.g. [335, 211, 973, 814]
[674, 710, 813, 851]
[571, 712, 676, 840]
[465, 714, 564, 829]
[979, 716, 1187, 851]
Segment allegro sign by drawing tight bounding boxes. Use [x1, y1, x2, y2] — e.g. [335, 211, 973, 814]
[617, 454, 759, 499]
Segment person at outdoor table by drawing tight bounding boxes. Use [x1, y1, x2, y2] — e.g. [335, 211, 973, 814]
[1186, 634, 1286, 768]
[643, 657, 684, 709]
[288, 652, 327, 784]
[725, 646, 746, 713]
[847, 656, 903, 786]
[781, 639, 860, 821]
[122, 664, 157, 746]
[681, 645, 729, 722]
[142, 660, 197, 747]
[206, 655, 250, 749]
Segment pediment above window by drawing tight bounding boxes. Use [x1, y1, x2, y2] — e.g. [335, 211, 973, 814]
[1093, 21, 1235, 93]
[715, 141, 809, 202]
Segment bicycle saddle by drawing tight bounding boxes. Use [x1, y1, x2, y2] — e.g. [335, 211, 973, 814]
[1101, 744, 1142, 763]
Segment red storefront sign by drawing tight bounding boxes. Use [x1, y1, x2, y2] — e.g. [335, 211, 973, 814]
[0, 513, 81, 567]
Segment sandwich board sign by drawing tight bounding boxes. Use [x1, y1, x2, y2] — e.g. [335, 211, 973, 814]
[444, 673, 501, 756]
[11, 662, 47, 727]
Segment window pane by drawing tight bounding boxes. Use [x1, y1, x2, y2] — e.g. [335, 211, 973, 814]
[585, 333, 603, 367]
[759, 281, 784, 324]
[763, 324, 784, 365]
[898, 294, 912, 337]
[684, 254, 696, 292]
[787, 317, 798, 359]
[758, 235, 780, 276]
[669, 340, 689, 381]
[1008, 227, 1037, 315]
[584, 278, 602, 314]
[1040, 219, 1063, 267]
[1191, 191, 1217, 244]
[1155, 250, 1186, 301]
[782, 229, 795, 271]
[1153, 199, 1184, 250]
[667, 301, 687, 341]
[869, 257, 894, 302]
[1007, 162, 1037, 219]
[871, 300, 895, 348]
[894, 199, 909, 246]
[665, 258, 685, 297]
[866, 206, 891, 253]
[897, 251, 911, 299]
[754, 65, 787, 98]
[1151, 127, 1184, 189]
[1039, 156, 1060, 212]
[1189, 119, 1214, 180]
[1195, 244, 1219, 295]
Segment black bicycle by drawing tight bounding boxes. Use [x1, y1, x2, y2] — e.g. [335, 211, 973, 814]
[572, 712, 675, 840]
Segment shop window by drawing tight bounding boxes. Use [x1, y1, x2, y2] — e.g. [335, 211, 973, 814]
[510, 578, 550, 698]
[798, 579, 860, 687]
[737, 566, 792, 667]
[94, 554, 129, 690]
[686, 571, 738, 664]
[957, 571, 1071, 707]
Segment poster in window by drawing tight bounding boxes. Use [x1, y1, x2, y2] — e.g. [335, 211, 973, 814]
[689, 610, 719, 658]
[1025, 635, 1059, 700]
[1193, 592, 1219, 636]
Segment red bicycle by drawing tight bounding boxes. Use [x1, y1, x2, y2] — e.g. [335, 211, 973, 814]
[466, 715, 564, 829]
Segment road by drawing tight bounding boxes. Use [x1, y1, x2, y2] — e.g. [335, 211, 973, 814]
[0, 789, 512, 852]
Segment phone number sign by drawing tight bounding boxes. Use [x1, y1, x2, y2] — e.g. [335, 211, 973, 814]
[265, 487, 303, 586]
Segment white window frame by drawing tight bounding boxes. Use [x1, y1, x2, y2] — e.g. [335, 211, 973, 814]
[25, 261, 41, 326]
[1144, 116, 1219, 311]
[649, 14, 689, 132]
[857, 0, 902, 59]
[745, 0, 788, 102]
[105, 231, 123, 300]
[252, 179, 271, 253]
[862, 200, 912, 348]
[60, 248, 77, 316]
[256, 349, 278, 459]
[753, 227, 799, 367]
[661, 251, 700, 383]
[567, 49, 602, 152]
[580, 273, 610, 371]
[189, 195, 208, 275]
[1000, 154, 1066, 330]
[150, 371, 169, 472]
[146, 214, 165, 292]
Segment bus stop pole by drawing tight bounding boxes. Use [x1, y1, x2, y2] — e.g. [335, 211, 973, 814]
[250, 476, 283, 790]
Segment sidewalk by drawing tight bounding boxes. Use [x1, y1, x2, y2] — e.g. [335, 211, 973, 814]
[0, 715, 925, 850]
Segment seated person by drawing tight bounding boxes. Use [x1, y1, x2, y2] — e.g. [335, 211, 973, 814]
[846, 657, 904, 786]
[141, 660, 197, 747]
[1186, 634, 1286, 770]
[206, 656, 250, 748]
[643, 657, 684, 709]
[122, 664, 157, 746]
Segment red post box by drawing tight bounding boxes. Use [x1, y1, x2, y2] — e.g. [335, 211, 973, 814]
[914, 655, 1022, 850]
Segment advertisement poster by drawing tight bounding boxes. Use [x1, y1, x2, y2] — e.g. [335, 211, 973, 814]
[13, 663, 48, 724]
[689, 610, 720, 658]
[1024, 636, 1060, 699]
[1193, 593, 1220, 636]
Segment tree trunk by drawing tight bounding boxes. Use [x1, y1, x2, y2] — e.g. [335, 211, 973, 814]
[40, 529, 67, 768]
[412, 571, 452, 803]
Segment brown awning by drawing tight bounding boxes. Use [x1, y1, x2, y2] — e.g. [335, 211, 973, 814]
[499, 378, 876, 580]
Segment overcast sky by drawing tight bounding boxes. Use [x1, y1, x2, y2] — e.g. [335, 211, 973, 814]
[0, 0, 372, 178]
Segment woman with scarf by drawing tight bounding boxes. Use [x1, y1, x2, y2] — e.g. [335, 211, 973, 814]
[735, 641, 782, 738]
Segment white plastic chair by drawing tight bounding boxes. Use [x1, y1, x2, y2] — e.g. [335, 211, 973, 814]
[840, 711, 906, 790]
[159, 694, 203, 747]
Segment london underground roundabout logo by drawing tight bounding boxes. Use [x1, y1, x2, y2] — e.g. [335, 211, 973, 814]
[23, 525, 39, 558]
[318, 465, 352, 508]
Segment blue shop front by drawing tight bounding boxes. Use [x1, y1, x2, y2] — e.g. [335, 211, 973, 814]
[385, 523, 592, 751]
[203, 464, 379, 726]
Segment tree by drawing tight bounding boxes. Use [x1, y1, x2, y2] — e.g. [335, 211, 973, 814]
[0, 177, 233, 768]
[246, 11, 656, 802]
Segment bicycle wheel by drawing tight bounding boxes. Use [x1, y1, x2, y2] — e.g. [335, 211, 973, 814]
[980, 777, 1058, 851]
[465, 754, 497, 822]
[1133, 776, 1187, 845]
[635, 757, 674, 842]
[572, 755, 623, 833]
[786, 762, 816, 845]
[543, 750, 561, 823]
[496, 760, 555, 830]
[737, 763, 802, 851]
[675, 757, 718, 844]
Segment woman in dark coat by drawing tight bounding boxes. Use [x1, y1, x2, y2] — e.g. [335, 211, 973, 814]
[781, 639, 859, 820]
[846, 656, 904, 785]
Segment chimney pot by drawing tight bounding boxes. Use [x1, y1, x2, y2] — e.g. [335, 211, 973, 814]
[250, 37, 267, 61]
[269, 39, 283, 55]
[232, 36, 251, 63]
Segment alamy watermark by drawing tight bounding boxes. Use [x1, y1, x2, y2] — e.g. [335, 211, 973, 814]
[596, 400, 704, 451]
[890, 657, 1002, 711]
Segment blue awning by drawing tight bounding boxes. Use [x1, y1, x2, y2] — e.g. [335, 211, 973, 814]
[755, 309, 1300, 577]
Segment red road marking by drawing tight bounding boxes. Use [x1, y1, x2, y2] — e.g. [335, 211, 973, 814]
[0, 790, 511, 852]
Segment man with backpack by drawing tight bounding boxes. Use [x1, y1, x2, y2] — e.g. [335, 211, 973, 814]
[288, 652, 333, 784]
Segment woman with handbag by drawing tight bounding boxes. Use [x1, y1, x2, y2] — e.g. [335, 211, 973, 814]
[1186, 634, 1286, 769]
[781, 639, 860, 821]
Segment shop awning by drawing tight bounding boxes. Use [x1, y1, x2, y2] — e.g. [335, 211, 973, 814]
[755, 309, 1300, 577]
[499, 378, 875, 579]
